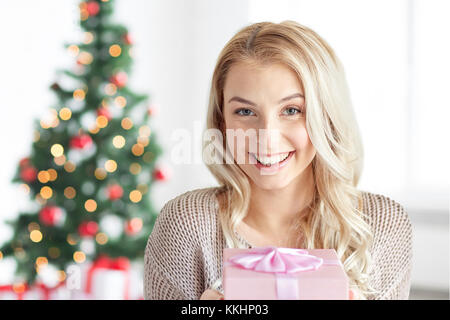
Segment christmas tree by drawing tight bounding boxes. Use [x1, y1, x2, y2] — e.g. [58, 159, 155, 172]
[0, 0, 167, 290]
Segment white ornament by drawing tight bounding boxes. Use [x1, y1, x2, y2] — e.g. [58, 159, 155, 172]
[99, 215, 123, 239]
[79, 238, 96, 256]
[36, 263, 60, 288]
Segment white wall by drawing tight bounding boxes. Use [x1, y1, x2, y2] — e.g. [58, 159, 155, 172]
[0, 0, 81, 244]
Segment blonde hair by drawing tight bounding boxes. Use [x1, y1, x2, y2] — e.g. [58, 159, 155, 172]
[203, 21, 377, 299]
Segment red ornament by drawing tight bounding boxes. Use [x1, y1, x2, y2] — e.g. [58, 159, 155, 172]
[70, 133, 93, 149]
[123, 33, 133, 45]
[109, 72, 128, 88]
[107, 184, 123, 201]
[113, 257, 130, 270]
[19, 157, 30, 167]
[86, 1, 100, 16]
[20, 166, 37, 183]
[78, 221, 99, 237]
[94, 255, 130, 270]
[124, 218, 143, 236]
[39, 206, 64, 226]
[153, 166, 171, 181]
[97, 107, 111, 120]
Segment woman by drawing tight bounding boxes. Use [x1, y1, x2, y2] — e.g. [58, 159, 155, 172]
[144, 21, 412, 300]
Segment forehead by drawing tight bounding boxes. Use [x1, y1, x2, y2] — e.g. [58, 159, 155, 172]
[223, 62, 303, 99]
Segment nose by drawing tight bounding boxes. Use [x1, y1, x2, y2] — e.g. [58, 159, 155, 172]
[257, 115, 281, 153]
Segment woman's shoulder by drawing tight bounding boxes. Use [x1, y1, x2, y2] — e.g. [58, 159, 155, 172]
[359, 190, 410, 226]
[145, 186, 223, 299]
[357, 191, 413, 299]
[358, 190, 412, 246]
[147, 186, 222, 250]
[160, 186, 221, 214]
[156, 186, 222, 228]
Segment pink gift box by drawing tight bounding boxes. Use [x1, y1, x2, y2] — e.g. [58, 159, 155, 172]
[223, 247, 349, 300]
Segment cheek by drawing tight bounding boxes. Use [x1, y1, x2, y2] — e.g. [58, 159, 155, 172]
[291, 126, 314, 151]
[223, 120, 251, 163]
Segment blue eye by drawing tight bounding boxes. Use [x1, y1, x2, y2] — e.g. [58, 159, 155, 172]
[235, 108, 255, 116]
[234, 107, 303, 117]
[284, 107, 302, 115]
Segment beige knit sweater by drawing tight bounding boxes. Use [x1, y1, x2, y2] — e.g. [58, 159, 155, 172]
[144, 187, 413, 300]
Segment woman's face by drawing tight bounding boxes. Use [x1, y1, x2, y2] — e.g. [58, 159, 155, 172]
[223, 62, 316, 190]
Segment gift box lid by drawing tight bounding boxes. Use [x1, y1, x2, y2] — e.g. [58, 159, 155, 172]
[223, 248, 348, 280]
[223, 247, 349, 300]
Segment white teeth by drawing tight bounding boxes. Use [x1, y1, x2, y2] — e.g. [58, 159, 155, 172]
[252, 152, 290, 165]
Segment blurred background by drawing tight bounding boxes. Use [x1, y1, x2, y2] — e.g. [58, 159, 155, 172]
[0, 0, 448, 299]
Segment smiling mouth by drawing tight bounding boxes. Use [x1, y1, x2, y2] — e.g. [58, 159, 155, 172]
[250, 151, 295, 167]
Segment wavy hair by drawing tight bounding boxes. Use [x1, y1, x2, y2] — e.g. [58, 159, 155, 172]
[203, 21, 377, 299]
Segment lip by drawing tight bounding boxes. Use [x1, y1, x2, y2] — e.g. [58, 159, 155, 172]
[252, 151, 292, 157]
[252, 151, 295, 173]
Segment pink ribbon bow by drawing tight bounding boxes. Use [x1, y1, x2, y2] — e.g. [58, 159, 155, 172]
[226, 246, 340, 299]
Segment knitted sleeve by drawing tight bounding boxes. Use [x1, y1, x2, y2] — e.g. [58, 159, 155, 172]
[366, 193, 413, 300]
[143, 192, 205, 300]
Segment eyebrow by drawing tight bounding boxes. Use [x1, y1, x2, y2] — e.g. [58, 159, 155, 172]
[227, 93, 304, 107]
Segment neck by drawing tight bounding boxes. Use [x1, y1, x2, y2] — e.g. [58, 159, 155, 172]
[245, 164, 315, 237]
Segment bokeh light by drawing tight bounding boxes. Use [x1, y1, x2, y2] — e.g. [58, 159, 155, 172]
[84, 199, 97, 212]
[59, 107, 72, 120]
[104, 160, 117, 173]
[58, 270, 66, 282]
[73, 251, 86, 263]
[67, 234, 78, 246]
[95, 232, 108, 245]
[47, 169, 58, 181]
[54, 155, 66, 166]
[114, 96, 127, 108]
[139, 125, 151, 137]
[78, 51, 93, 65]
[109, 44, 122, 57]
[83, 32, 94, 44]
[104, 83, 117, 95]
[121, 117, 133, 130]
[112, 135, 126, 148]
[64, 186, 76, 199]
[95, 168, 107, 180]
[35, 257, 48, 268]
[131, 144, 144, 156]
[40, 186, 53, 199]
[50, 144, 64, 157]
[129, 190, 142, 203]
[129, 163, 141, 175]
[64, 161, 76, 173]
[73, 89, 86, 101]
[137, 136, 149, 147]
[67, 45, 80, 57]
[30, 230, 43, 243]
[96, 115, 108, 128]
[38, 170, 50, 183]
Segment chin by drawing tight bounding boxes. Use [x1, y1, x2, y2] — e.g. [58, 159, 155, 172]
[248, 171, 294, 191]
